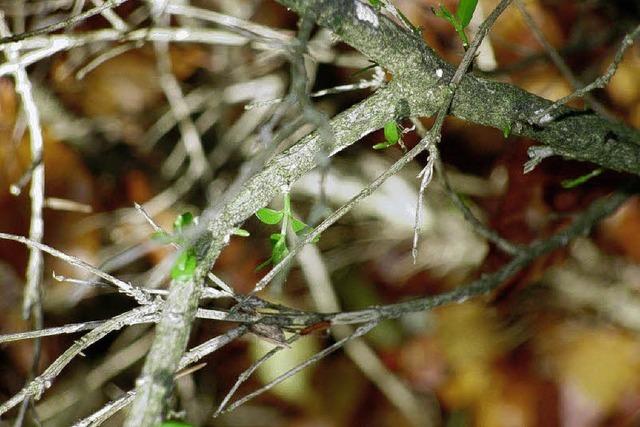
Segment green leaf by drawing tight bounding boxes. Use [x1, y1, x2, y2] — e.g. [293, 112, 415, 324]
[561, 168, 603, 189]
[272, 238, 289, 264]
[368, 0, 381, 7]
[152, 230, 172, 243]
[270, 233, 284, 245]
[433, 5, 458, 28]
[383, 121, 400, 144]
[291, 217, 308, 234]
[160, 422, 193, 427]
[173, 212, 194, 233]
[256, 208, 284, 225]
[373, 142, 391, 150]
[502, 122, 512, 138]
[256, 258, 273, 271]
[456, 0, 479, 28]
[233, 228, 250, 237]
[171, 248, 197, 281]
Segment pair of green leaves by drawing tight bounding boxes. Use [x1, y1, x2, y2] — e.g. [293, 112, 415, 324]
[373, 121, 401, 150]
[433, 0, 479, 50]
[255, 195, 316, 270]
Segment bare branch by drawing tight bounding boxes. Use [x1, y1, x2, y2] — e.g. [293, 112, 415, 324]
[220, 321, 378, 415]
[0, 0, 129, 45]
[73, 325, 248, 426]
[0, 233, 151, 304]
[0, 304, 159, 417]
[513, 0, 609, 118]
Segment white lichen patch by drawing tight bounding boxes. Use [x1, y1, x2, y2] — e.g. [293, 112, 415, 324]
[533, 108, 554, 125]
[355, 1, 379, 27]
[435, 68, 443, 78]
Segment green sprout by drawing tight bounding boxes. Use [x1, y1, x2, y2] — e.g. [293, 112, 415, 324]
[171, 247, 198, 281]
[373, 120, 401, 150]
[502, 122, 512, 138]
[232, 228, 250, 237]
[154, 211, 250, 282]
[173, 211, 194, 233]
[159, 422, 194, 427]
[255, 193, 317, 270]
[432, 0, 479, 50]
[561, 168, 603, 189]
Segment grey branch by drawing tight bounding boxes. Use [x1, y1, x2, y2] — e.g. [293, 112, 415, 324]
[0, 304, 159, 417]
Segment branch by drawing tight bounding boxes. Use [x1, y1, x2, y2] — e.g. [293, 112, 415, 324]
[220, 321, 378, 415]
[0, 233, 151, 304]
[73, 325, 248, 426]
[327, 188, 632, 324]
[0, 304, 159, 417]
[513, 0, 609, 118]
[277, 0, 640, 175]
[530, 23, 640, 125]
[124, 81, 402, 425]
[0, 0, 129, 45]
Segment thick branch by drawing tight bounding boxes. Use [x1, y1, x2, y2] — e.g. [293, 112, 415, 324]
[278, 0, 640, 175]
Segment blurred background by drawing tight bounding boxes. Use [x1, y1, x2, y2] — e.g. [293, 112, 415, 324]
[1, 0, 640, 425]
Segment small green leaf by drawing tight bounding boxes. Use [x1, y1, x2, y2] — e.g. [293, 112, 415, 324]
[373, 142, 391, 150]
[233, 228, 250, 237]
[456, 0, 479, 28]
[171, 248, 197, 281]
[152, 230, 171, 242]
[383, 121, 400, 144]
[291, 217, 309, 234]
[173, 212, 194, 233]
[256, 208, 284, 225]
[368, 0, 381, 7]
[502, 122, 512, 138]
[270, 233, 284, 245]
[256, 258, 273, 271]
[160, 422, 193, 427]
[561, 168, 603, 189]
[433, 5, 457, 27]
[272, 238, 289, 264]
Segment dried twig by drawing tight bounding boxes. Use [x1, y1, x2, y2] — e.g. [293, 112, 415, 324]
[0, 304, 159, 417]
[219, 321, 378, 415]
[73, 325, 248, 426]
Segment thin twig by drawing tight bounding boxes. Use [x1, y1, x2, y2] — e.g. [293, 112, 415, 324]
[220, 321, 378, 414]
[72, 325, 248, 427]
[152, 13, 210, 182]
[213, 333, 302, 417]
[1, 15, 46, 426]
[163, 3, 290, 46]
[514, 0, 609, 117]
[0, 0, 129, 45]
[530, 23, 640, 125]
[0, 27, 248, 77]
[436, 160, 522, 255]
[0, 304, 159, 417]
[0, 13, 46, 321]
[0, 233, 151, 304]
[294, 232, 430, 426]
[0, 317, 156, 344]
[411, 0, 514, 260]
